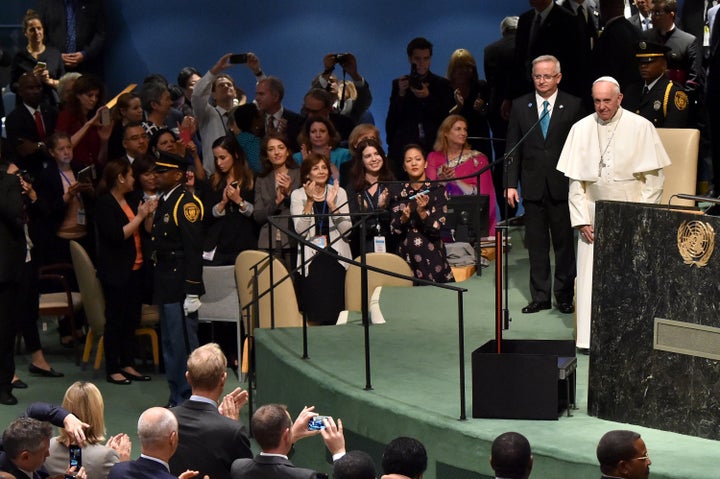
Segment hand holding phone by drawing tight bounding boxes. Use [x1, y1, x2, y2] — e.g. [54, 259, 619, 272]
[229, 53, 248, 64]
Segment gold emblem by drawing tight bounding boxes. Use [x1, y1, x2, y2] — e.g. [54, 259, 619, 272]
[183, 203, 200, 223]
[677, 220, 715, 267]
[674, 90, 688, 111]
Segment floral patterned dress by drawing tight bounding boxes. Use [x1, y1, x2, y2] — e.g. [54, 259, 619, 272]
[390, 182, 455, 283]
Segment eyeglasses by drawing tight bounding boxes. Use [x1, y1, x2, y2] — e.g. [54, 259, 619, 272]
[532, 74, 559, 81]
[631, 452, 651, 462]
[650, 10, 667, 16]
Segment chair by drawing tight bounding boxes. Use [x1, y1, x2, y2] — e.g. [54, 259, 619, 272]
[656, 128, 700, 207]
[235, 250, 303, 329]
[344, 252, 413, 317]
[197, 265, 242, 374]
[38, 263, 82, 362]
[69, 240, 159, 373]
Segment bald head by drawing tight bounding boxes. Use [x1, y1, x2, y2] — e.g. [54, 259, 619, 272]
[137, 407, 178, 458]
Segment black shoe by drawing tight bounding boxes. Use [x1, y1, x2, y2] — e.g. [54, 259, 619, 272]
[28, 363, 64, 377]
[558, 302, 575, 314]
[522, 301, 552, 314]
[0, 390, 17, 405]
[121, 370, 151, 382]
[106, 374, 131, 385]
[11, 379, 28, 389]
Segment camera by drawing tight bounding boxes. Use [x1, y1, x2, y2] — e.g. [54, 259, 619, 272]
[334, 53, 350, 65]
[307, 416, 326, 431]
[16, 169, 34, 184]
[409, 63, 424, 90]
[229, 53, 248, 64]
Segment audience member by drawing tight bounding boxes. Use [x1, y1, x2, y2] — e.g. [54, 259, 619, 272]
[592, 0, 643, 93]
[1, 417, 55, 478]
[230, 404, 345, 479]
[148, 128, 205, 183]
[177, 67, 202, 117]
[390, 145, 454, 283]
[293, 116, 352, 179]
[628, 0, 654, 31]
[169, 343, 252, 479]
[56, 71, 81, 108]
[301, 88, 355, 142]
[557, 0, 600, 53]
[255, 76, 304, 152]
[37, 0, 106, 75]
[120, 121, 150, 165]
[107, 407, 184, 479]
[446, 49, 492, 158]
[253, 134, 301, 268]
[150, 152, 205, 407]
[201, 135, 257, 265]
[346, 138, 395, 256]
[426, 114, 497, 235]
[557, 76, 670, 352]
[596, 430, 651, 479]
[5, 73, 57, 177]
[55, 74, 111, 168]
[386, 37, 454, 179]
[311, 53, 373, 124]
[489, 432, 533, 479]
[95, 158, 156, 384]
[45, 382, 132, 479]
[108, 93, 144, 160]
[290, 153, 352, 324]
[381, 437, 427, 479]
[10, 9, 64, 109]
[623, 41, 690, 127]
[228, 103, 264, 173]
[504, 55, 584, 315]
[140, 81, 174, 138]
[333, 451, 376, 479]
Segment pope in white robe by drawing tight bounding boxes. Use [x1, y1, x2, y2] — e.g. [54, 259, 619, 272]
[557, 77, 671, 350]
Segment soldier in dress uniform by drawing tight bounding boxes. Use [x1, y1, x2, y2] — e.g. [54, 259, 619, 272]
[623, 41, 690, 128]
[150, 152, 205, 407]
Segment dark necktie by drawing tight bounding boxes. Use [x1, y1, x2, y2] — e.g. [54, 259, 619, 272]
[530, 13, 542, 44]
[642, 85, 649, 96]
[65, 0, 77, 52]
[577, 4, 587, 24]
[34, 110, 46, 139]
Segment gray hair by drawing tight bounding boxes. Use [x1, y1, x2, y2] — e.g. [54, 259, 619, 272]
[137, 407, 178, 448]
[532, 55, 561, 74]
[2, 417, 53, 459]
[57, 72, 82, 101]
[501, 16, 519, 34]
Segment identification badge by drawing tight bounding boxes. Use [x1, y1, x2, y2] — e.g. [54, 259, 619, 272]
[311, 235, 327, 248]
[373, 236, 386, 253]
[77, 208, 86, 225]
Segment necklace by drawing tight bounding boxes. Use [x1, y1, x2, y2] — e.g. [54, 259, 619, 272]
[596, 110, 622, 177]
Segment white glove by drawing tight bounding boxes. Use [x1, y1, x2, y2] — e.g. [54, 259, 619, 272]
[183, 294, 202, 315]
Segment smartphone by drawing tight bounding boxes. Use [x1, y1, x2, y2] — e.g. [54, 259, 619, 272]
[69, 444, 82, 469]
[308, 416, 326, 431]
[78, 165, 95, 183]
[100, 108, 111, 126]
[231, 181, 239, 188]
[36, 61, 47, 70]
[229, 53, 248, 64]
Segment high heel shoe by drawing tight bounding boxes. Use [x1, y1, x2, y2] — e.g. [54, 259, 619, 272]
[120, 370, 151, 382]
[106, 374, 131, 385]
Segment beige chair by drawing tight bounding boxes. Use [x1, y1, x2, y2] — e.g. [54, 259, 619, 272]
[344, 252, 413, 314]
[656, 128, 700, 207]
[69, 240, 159, 372]
[235, 250, 303, 329]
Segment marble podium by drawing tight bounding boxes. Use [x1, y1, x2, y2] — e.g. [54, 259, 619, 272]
[588, 200, 720, 440]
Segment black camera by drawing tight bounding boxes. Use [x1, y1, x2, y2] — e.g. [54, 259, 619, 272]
[334, 53, 350, 65]
[409, 63, 424, 90]
[17, 169, 34, 184]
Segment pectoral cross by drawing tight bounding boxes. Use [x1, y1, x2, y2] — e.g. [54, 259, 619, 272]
[598, 157, 608, 177]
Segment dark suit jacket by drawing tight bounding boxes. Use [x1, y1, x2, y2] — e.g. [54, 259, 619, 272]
[94, 193, 140, 287]
[513, 4, 588, 99]
[678, 0, 707, 43]
[504, 90, 585, 201]
[0, 173, 26, 284]
[5, 104, 57, 175]
[557, 0, 599, 53]
[628, 13, 651, 31]
[623, 77, 691, 128]
[230, 455, 317, 479]
[282, 108, 305, 153]
[37, 0, 106, 75]
[591, 16, 642, 91]
[108, 456, 177, 479]
[644, 26, 705, 92]
[169, 399, 252, 479]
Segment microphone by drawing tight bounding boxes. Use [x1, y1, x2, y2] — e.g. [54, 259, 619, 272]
[674, 193, 720, 205]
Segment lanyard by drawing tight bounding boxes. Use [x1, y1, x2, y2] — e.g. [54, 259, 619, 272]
[59, 169, 84, 206]
[315, 187, 328, 234]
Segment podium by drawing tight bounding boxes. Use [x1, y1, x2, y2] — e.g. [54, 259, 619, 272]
[589, 201, 720, 440]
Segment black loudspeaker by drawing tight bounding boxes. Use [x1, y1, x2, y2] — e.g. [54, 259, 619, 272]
[471, 340, 576, 420]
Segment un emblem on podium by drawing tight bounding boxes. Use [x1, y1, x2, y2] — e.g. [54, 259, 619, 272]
[677, 221, 715, 267]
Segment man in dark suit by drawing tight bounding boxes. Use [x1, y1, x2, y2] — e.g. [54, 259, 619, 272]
[485, 16, 519, 220]
[302, 88, 355, 142]
[511, 0, 588, 102]
[386, 37, 454, 178]
[557, 0, 600, 53]
[230, 404, 346, 479]
[5, 73, 57, 177]
[591, 0, 643, 91]
[108, 407, 181, 479]
[504, 55, 584, 314]
[37, 0, 106, 75]
[623, 41, 690, 128]
[151, 152, 205, 408]
[595, 430, 651, 479]
[628, 0, 653, 31]
[0, 417, 53, 478]
[170, 343, 252, 479]
[381, 437, 427, 479]
[255, 77, 304, 153]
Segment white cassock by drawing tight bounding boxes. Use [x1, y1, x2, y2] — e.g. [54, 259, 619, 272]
[557, 107, 671, 349]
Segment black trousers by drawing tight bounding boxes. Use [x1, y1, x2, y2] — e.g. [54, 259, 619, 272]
[15, 258, 42, 353]
[523, 190, 576, 304]
[0, 281, 17, 391]
[101, 269, 143, 374]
